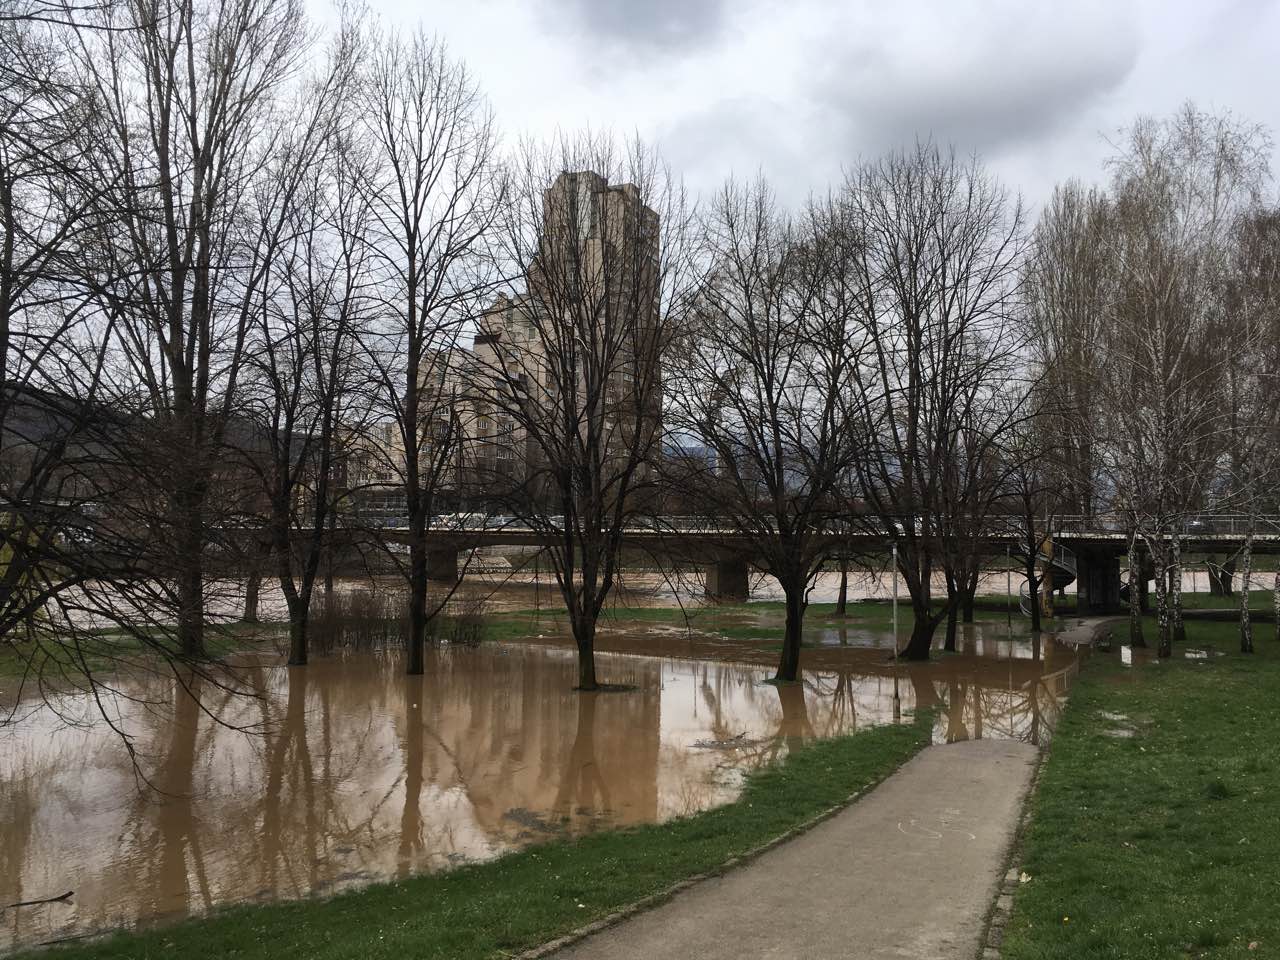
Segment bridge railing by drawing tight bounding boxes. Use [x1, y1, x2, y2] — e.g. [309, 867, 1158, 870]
[340, 511, 1280, 539]
[1057, 514, 1280, 538]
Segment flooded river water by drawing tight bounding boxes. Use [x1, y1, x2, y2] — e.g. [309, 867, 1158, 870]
[0, 609, 1085, 953]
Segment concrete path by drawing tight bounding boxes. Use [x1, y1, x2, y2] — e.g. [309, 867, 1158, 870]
[551, 739, 1038, 960]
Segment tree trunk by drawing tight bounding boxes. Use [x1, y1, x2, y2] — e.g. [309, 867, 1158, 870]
[1273, 568, 1279, 644]
[575, 611, 599, 691]
[943, 571, 958, 653]
[1152, 541, 1171, 658]
[944, 603, 958, 652]
[835, 558, 848, 616]
[774, 583, 806, 682]
[1209, 557, 1236, 597]
[323, 510, 336, 604]
[243, 560, 262, 625]
[1208, 559, 1227, 596]
[899, 604, 936, 661]
[176, 496, 206, 659]
[961, 570, 977, 624]
[1170, 536, 1185, 645]
[1239, 530, 1254, 654]
[287, 593, 310, 666]
[1128, 538, 1145, 648]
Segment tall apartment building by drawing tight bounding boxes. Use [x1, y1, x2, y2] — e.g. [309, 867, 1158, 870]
[463, 170, 663, 497]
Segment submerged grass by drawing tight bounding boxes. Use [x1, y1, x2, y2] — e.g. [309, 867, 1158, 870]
[28, 710, 934, 960]
[483, 600, 1051, 652]
[0, 623, 272, 681]
[1003, 619, 1280, 960]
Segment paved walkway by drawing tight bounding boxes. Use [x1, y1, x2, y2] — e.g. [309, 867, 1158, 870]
[552, 739, 1038, 960]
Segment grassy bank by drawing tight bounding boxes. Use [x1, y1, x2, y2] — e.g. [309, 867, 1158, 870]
[1003, 620, 1280, 959]
[0, 624, 273, 681]
[25, 710, 933, 960]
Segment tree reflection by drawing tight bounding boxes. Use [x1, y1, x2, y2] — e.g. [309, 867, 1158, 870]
[150, 673, 209, 919]
[398, 672, 424, 879]
[774, 680, 814, 754]
[553, 692, 610, 822]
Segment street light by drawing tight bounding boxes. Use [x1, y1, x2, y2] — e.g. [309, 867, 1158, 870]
[891, 540, 899, 652]
[891, 539, 901, 722]
[1006, 544, 1012, 631]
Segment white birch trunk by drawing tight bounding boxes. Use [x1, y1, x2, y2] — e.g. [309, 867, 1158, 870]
[1273, 568, 1279, 644]
[1170, 534, 1185, 645]
[1150, 537, 1172, 658]
[1127, 530, 1145, 647]
[1239, 528, 1254, 654]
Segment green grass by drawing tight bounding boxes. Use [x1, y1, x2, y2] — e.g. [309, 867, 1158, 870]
[28, 710, 935, 960]
[1003, 618, 1280, 959]
[0, 623, 274, 681]
[1178, 587, 1276, 612]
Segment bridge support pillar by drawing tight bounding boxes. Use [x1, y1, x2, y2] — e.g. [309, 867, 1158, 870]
[705, 557, 750, 602]
[426, 547, 459, 584]
[1075, 549, 1122, 614]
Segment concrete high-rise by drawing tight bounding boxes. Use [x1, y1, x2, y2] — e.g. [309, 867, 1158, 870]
[464, 170, 662, 494]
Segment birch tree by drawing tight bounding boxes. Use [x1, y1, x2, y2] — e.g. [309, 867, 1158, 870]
[1225, 207, 1280, 652]
[1099, 105, 1270, 657]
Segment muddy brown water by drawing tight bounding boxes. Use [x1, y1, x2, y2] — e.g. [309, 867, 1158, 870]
[0, 615, 1083, 954]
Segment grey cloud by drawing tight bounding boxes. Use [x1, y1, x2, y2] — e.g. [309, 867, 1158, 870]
[809, 16, 1140, 162]
[657, 97, 816, 198]
[535, 0, 730, 54]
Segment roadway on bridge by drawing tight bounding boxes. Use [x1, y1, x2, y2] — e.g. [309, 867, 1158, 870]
[548, 738, 1037, 960]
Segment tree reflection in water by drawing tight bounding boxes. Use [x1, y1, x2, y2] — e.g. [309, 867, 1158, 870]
[0, 634, 1081, 952]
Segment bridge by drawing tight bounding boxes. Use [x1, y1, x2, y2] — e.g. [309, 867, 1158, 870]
[365, 513, 1280, 614]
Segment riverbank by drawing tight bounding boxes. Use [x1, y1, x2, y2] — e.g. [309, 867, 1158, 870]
[13, 710, 933, 960]
[0, 624, 273, 686]
[1001, 620, 1280, 959]
[549, 738, 1038, 960]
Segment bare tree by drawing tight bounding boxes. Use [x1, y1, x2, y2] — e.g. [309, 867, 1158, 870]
[474, 137, 694, 690]
[68, 0, 311, 658]
[352, 30, 499, 676]
[999, 391, 1069, 634]
[666, 177, 861, 683]
[1224, 207, 1280, 652]
[1097, 105, 1270, 656]
[238, 25, 368, 665]
[938, 382, 1026, 647]
[842, 142, 1027, 661]
[1025, 182, 1114, 520]
[0, 8, 115, 645]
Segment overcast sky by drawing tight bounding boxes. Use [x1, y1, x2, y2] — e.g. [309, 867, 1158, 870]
[349, 0, 1280, 215]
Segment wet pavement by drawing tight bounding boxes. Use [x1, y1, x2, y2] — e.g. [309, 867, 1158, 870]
[550, 738, 1039, 960]
[0, 606, 1086, 953]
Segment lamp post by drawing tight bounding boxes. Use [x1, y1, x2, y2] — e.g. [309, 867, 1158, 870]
[1006, 545, 1012, 631]
[891, 539, 901, 720]
[891, 541, 899, 649]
